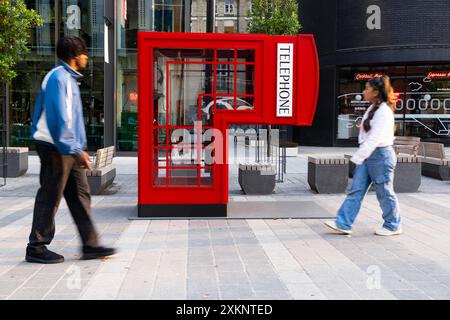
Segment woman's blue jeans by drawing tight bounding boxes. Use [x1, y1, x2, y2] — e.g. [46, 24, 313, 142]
[336, 146, 401, 232]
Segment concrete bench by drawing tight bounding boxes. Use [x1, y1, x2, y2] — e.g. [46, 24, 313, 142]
[238, 162, 276, 195]
[308, 156, 348, 193]
[344, 154, 421, 193]
[394, 136, 421, 156]
[86, 146, 116, 194]
[394, 155, 422, 192]
[417, 142, 450, 180]
[280, 141, 299, 157]
[0, 147, 28, 178]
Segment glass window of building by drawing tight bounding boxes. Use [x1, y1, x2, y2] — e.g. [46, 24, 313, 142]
[402, 65, 450, 139]
[337, 65, 450, 142]
[190, 1, 252, 34]
[116, 0, 187, 151]
[9, 0, 105, 150]
[224, 0, 234, 14]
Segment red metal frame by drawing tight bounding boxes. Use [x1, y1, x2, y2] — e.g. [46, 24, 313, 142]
[138, 32, 319, 215]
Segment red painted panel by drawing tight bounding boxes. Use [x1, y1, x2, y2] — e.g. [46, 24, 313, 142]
[297, 35, 320, 126]
[137, 32, 319, 210]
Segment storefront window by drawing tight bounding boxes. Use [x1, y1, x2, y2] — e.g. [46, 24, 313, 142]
[401, 66, 450, 139]
[337, 66, 450, 143]
[154, 0, 184, 32]
[10, 0, 104, 150]
[116, 0, 187, 151]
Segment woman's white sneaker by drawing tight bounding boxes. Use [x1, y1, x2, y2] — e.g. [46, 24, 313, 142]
[324, 220, 352, 235]
[375, 227, 402, 236]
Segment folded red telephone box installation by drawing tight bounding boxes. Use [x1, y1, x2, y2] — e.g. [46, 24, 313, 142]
[138, 32, 319, 217]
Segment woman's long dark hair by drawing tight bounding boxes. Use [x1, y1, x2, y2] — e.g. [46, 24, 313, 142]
[363, 75, 395, 132]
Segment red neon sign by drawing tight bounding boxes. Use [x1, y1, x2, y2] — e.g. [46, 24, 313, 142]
[427, 71, 450, 79]
[128, 91, 138, 102]
[354, 73, 383, 80]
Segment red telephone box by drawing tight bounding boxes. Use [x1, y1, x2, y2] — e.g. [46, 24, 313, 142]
[138, 32, 319, 217]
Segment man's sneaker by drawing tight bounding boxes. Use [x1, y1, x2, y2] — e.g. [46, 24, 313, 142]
[375, 227, 402, 236]
[25, 246, 64, 264]
[324, 220, 352, 235]
[82, 246, 116, 260]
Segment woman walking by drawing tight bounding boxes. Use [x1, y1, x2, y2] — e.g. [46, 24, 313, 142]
[325, 75, 402, 236]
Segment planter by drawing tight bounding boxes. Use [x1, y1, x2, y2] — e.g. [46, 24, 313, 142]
[0, 147, 29, 178]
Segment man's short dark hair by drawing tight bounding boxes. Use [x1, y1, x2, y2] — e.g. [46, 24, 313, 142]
[56, 36, 88, 63]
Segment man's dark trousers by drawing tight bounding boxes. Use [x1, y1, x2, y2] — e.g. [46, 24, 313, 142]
[28, 143, 98, 249]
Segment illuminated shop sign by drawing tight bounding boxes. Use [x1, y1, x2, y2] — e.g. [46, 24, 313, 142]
[128, 91, 138, 102]
[276, 43, 293, 117]
[354, 73, 383, 80]
[427, 71, 450, 79]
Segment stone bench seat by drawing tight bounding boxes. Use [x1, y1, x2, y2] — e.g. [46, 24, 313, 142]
[87, 146, 116, 194]
[394, 155, 422, 192]
[238, 162, 276, 195]
[307, 156, 348, 193]
[394, 136, 421, 156]
[344, 154, 421, 193]
[417, 142, 450, 180]
[0, 147, 29, 178]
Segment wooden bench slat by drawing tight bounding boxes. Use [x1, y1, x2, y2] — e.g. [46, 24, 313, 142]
[92, 146, 115, 169]
[419, 142, 445, 159]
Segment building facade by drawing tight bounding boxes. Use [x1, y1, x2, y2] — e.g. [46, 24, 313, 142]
[3, 0, 252, 153]
[190, 0, 250, 33]
[6, 0, 449, 151]
[296, 0, 450, 146]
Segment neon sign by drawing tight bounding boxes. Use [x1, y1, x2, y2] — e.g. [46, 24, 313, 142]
[128, 92, 138, 102]
[354, 73, 383, 80]
[427, 71, 450, 79]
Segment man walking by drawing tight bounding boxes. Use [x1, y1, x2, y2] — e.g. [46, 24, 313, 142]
[26, 36, 116, 263]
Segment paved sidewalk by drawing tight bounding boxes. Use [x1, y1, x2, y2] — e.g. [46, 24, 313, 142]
[2, 146, 450, 299]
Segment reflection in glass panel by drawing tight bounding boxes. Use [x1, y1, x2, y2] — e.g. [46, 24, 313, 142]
[217, 49, 235, 62]
[216, 64, 234, 94]
[200, 96, 215, 125]
[170, 149, 198, 166]
[154, 128, 167, 147]
[154, 167, 167, 186]
[402, 65, 450, 138]
[200, 167, 213, 186]
[236, 64, 254, 95]
[168, 169, 198, 186]
[215, 96, 235, 111]
[168, 128, 206, 148]
[154, 48, 215, 127]
[154, 148, 167, 167]
[237, 49, 255, 63]
[169, 65, 213, 126]
[236, 96, 254, 111]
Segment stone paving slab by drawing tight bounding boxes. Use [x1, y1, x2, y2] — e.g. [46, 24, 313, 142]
[2, 147, 450, 299]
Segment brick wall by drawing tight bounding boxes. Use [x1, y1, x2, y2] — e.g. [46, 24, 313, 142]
[337, 0, 450, 49]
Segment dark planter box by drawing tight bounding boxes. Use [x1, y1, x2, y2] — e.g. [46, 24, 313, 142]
[0, 147, 28, 178]
[308, 157, 348, 193]
[86, 165, 116, 195]
[238, 163, 276, 195]
[345, 154, 421, 192]
[394, 156, 422, 193]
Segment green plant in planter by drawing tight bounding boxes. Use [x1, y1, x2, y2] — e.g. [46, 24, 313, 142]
[0, 0, 43, 83]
